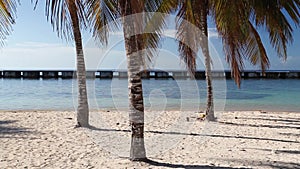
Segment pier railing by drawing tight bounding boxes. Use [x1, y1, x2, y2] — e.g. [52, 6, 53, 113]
[0, 70, 299, 79]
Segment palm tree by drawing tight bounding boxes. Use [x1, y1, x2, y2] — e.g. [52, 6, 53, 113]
[119, 0, 147, 160]
[86, 0, 177, 161]
[0, 0, 17, 45]
[176, 0, 216, 121]
[86, 0, 148, 161]
[86, 0, 300, 160]
[176, 0, 300, 121]
[35, 0, 90, 127]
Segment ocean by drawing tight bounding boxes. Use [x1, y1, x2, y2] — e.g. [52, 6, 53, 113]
[0, 78, 299, 112]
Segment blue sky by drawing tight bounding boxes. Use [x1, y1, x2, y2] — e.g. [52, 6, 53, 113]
[0, 1, 299, 71]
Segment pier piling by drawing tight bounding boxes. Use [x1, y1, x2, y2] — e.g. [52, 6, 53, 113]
[3, 71, 21, 78]
[0, 70, 299, 80]
[23, 71, 40, 79]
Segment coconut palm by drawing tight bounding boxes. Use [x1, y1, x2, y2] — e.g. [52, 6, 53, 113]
[176, 0, 300, 121]
[34, 0, 90, 127]
[86, 0, 177, 161]
[0, 0, 17, 45]
[175, 0, 216, 121]
[87, 0, 147, 160]
[86, 0, 300, 159]
[119, 0, 147, 160]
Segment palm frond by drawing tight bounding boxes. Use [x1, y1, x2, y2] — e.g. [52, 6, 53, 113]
[175, 0, 205, 74]
[244, 21, 270, 72]
[278, 0, 300, 25]
[85, 0, 120, 46]
[211, 0, 250, 86]
[250, 0, 300, 60]
[34, 0, 87, 41]
[142, 0, 178, 68]
[0, 0, 17, 46]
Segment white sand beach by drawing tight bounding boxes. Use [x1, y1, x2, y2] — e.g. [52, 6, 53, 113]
[1, 110, 299, 168]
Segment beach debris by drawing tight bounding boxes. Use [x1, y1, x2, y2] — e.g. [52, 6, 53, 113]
[259, 110, 267, 114]
[272, 149, 279, 154]
[196, 113, 206, 121]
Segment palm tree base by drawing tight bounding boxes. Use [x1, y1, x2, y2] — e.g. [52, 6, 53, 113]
[206, 114, 217, 122]
[129, 157, 148, 162]
[130, 137, 146, 161]
[206, 109, 217, 122]
[74, 122, 90, 128]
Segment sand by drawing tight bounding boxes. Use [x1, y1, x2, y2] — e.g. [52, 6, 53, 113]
[0, 110, 299, 169]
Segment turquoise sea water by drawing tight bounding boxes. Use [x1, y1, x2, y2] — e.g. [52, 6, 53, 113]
[0, 78, 299, 112]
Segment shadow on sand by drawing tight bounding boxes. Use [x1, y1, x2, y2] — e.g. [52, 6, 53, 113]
[218, 121, 300, 129]
[0, 120, 33, 138]
[87, 125, 299, 144]
[142, 159, 249, 169]
[214, 158, 300, 169]
[247, 148, 300, 155]
[87, 115, 300, 169]
[235, 116, 300, 124]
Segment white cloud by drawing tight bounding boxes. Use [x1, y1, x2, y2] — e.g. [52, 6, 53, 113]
[109, 31, 124, 36]
[15, 41, 64, 48]
[163, 29, 176, 37]
[108, 28, 219, 39]
[163, 28, 219, 39]
[208, 28, 219, 38]
[0, 42, 75, 70]
[270, 55, 300, 70]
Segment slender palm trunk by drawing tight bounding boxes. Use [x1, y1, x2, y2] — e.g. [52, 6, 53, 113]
[119, 0, 147, 161]
[199, 0, 216, 121]
[69, 0, 89, 127]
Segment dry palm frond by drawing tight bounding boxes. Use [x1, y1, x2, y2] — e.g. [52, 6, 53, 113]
[85, 0, 120, 46]
[0, 0, 17, 46]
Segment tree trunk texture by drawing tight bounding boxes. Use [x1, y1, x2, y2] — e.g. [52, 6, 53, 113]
[199, 0, 216, 121]
[119, 0, 147, 161]
[69, 0, 89, 127]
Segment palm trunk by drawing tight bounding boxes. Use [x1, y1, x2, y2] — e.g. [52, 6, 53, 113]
[119, 0, 147, 161]
[199, 0, 216, 121]
[69, 0, 89, 127]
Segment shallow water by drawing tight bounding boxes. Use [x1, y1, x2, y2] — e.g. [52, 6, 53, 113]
[0, 78, 299, 112]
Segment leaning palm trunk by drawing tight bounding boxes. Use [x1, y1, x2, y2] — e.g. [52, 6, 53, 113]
[199, 0, 215, 121]
[119, 0, 147, 161]
[203, 39, 215, 121]
[69, 0, 89, 127]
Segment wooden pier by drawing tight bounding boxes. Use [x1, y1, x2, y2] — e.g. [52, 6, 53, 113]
[0, 70, 299, 79]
